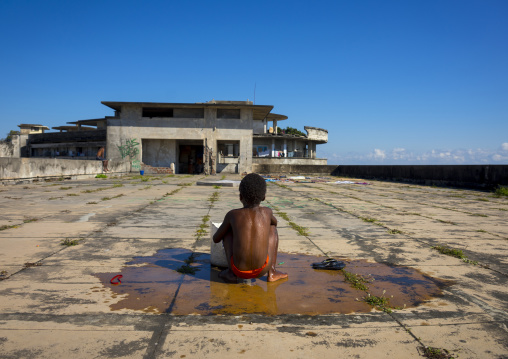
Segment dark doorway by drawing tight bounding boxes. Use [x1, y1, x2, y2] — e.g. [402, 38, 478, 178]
[178, 142, 204, 174]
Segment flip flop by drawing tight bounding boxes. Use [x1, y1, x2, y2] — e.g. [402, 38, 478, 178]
[312, 258, 346, 270]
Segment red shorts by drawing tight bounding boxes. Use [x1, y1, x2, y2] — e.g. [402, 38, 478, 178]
[231, 255, 269, 279]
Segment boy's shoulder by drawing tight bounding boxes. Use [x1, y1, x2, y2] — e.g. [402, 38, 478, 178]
[228, 206, 273, 215]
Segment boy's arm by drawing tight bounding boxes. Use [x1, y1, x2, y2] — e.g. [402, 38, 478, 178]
[213, 211, 232, 243]
[269, 209, 277, 226]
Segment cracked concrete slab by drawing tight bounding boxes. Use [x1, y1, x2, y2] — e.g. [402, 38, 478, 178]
[0, 174, 507, 358]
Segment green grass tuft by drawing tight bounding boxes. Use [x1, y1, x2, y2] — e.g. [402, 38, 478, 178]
[343, 270, 370, 291]
[363, 292, 391, 312]
[388, 229, 404, 234]
[61, 238, 80, 246]
[494, 186, 508, 197]
[420, 346, 455, 359]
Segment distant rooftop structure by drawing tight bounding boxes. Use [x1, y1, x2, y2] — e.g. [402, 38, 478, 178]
[17, 124, 49, 135]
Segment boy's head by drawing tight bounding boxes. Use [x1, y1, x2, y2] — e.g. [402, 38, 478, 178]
[239, 173, 266, 205]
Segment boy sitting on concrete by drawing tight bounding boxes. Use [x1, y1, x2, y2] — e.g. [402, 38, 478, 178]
[213, 173, 288, 283]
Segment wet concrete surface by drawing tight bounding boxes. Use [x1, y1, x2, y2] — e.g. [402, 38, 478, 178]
[95, 248, 450, 315]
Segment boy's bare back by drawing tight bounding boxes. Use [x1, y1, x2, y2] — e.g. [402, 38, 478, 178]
[222, 206, 276, 271]
[212, 173, 287, 283]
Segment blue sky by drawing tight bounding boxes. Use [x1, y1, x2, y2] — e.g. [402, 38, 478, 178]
[1, 0, 507, 165]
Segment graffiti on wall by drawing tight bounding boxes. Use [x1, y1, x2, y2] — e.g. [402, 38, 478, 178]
[132, 160, 141, 170]
[117, 138, 140, 171]
[118, 138, 140, 159]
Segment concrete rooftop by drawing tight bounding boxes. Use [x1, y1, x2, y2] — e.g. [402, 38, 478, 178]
[0, 174, 507, 358]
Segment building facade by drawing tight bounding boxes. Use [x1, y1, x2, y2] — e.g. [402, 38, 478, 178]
[25, 100, 328, 174]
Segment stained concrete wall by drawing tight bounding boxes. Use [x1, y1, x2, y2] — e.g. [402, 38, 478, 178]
[304, 126, 328, 142]
[331, 165, 508, 188]
[253, 158, 327, 166]
[0, 142, 14, 157]
[142, 139, 176, 167]
[253, 164, 337, 174]
[0, 135, 28, 158]
[107, 105, 253, 174]
[252, 120, 264, 134]
[0, 158, 130, 181]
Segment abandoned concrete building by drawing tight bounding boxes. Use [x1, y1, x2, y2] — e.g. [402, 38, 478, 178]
[22, 100, 328, 174]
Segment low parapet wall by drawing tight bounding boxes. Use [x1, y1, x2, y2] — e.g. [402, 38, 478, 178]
[331, 165, 508, 189]
[0, 158, 131, 183]
[253, 164, 337, 175]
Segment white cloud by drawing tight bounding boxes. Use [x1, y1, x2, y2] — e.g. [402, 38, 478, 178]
[373, 149, 386, 159]
[324, 143, 508, 165]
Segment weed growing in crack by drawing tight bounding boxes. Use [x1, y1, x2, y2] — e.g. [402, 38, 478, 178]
[419, 346, 455, 359]
[0, 224, 18, 231]
[23, 218, 38, 223]
[360, 216, 378, 223]
[177, 253, 198, 275]
[176, 264, 197, 275]
[196, 214, 213, 240]
[388, 229, 404, 234]
[209, 191, 220, 203]
[437, 219, 457, 225]
[163, 188, 183, 197]
[178, 183, 192, 187]
[362, 291, 392, 312]
[61, 238, 81, 246]
[66, 193, 79, 197]
[432, 245, 478, 265]
[95, 174, 107, 179]
[81, 187, 110, 193]
[59, 186, 72, 190]
[343, 270, 371, 291]
[275, 210, 309, 236]
[86, 201, 97, 205]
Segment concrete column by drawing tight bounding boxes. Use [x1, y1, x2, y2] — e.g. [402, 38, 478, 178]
[274, 120, 278, 134]
[294, 140, 297, 157]
[271, 138, 275, 157]
[238, 108, 253, 174]
[204, 107, 217, 175]
[263, 118, 267, 133]
[283, 139, 287, 157]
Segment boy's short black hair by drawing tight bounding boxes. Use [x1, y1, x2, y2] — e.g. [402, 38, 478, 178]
[239, 173, 266, 205]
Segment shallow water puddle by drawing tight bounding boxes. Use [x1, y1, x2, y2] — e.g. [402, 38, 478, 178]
[94, 248, 451, 315]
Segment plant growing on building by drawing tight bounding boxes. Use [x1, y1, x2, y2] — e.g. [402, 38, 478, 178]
[281, 126, 306, 137]
[1, 130, 20, 142]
